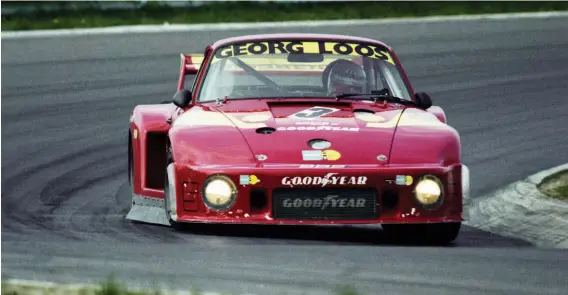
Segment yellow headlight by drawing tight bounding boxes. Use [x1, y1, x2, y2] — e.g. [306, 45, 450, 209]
[202, 175, 237, 210]
[414, 176, 442, 206]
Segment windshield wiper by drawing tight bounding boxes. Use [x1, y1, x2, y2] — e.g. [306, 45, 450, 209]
[335, 89, 415, 105]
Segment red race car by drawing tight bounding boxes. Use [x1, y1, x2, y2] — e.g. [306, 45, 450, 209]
[126, 33, 470, 244]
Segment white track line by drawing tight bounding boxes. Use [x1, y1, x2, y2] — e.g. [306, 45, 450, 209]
[3, 279, 235, 295]
[2, 11, 568, 39]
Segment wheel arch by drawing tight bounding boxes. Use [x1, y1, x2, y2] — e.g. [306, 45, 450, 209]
[129, 104, 175, 194]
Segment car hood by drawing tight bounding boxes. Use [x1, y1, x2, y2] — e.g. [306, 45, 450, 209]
[201, 100, 411, 165]
[171, 99, 452, 166]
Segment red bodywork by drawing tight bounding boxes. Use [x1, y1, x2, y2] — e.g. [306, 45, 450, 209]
[127, 33, 466, 227]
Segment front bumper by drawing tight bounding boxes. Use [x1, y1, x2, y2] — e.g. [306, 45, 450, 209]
[168, 163, 466, 225]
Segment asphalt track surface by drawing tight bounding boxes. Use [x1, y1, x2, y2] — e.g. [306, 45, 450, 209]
[2, 16, 568, 295]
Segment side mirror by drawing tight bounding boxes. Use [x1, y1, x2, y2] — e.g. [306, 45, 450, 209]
[414, 92, 432, 109]
[172, 89, 192, 108]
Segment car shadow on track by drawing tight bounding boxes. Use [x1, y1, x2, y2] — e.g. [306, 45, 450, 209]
[168, 223, 462, 247]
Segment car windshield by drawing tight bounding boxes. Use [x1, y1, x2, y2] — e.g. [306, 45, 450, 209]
[196, 39, 413, 102]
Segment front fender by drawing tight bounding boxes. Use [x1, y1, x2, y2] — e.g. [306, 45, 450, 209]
[168, 125, 256, 167]
[427, 105, 447, 124]
[388, 108, 461, 166]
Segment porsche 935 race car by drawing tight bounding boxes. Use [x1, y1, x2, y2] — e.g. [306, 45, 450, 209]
[126, 33, 470, 244]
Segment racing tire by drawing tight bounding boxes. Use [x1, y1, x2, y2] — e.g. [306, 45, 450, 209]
[129, 151, 134, 194]
[164, 149, 185, 230]
[382, 222, 461, 245]
[128, 146, 136, 215]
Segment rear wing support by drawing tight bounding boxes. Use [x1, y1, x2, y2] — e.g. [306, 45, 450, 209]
[178, 53, 204, 90]
[180, 53, 204, 75]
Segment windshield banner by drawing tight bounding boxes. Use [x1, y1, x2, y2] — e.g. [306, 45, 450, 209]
[213, 40, 394, 65]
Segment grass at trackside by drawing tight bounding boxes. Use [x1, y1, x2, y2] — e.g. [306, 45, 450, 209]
[2, 1, 568, 31]
[1, 275, 362, 295]
[537, 170, 568, 202]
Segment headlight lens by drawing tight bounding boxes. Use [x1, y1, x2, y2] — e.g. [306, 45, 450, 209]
[202, 175, 237, 210]
[414, 175, 443, 207]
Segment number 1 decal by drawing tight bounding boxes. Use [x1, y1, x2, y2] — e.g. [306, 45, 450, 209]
[289, 106, 340, 119]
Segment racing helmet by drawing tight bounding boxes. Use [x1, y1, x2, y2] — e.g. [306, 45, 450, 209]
[322, 59, 367, 96]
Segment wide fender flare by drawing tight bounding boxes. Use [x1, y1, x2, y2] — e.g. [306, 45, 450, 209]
[130, 104, 174, 134]
[129, 104, 175, 193]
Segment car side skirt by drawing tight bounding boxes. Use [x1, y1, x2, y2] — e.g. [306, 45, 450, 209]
[125, 194, 170, 226]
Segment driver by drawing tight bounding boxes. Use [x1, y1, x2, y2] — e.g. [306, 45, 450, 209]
[323, 59, 367, 96]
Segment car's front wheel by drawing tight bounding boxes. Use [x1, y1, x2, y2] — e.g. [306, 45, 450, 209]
[382, 222, 461, 245]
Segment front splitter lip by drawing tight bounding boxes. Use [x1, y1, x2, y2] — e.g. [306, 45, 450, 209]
[173, 215, 463, 225]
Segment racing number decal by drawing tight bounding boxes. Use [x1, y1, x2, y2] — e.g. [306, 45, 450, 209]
[290, 107, 340, 119]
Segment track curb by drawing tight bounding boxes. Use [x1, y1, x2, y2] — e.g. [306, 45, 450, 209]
[464, 163, 568, 248]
